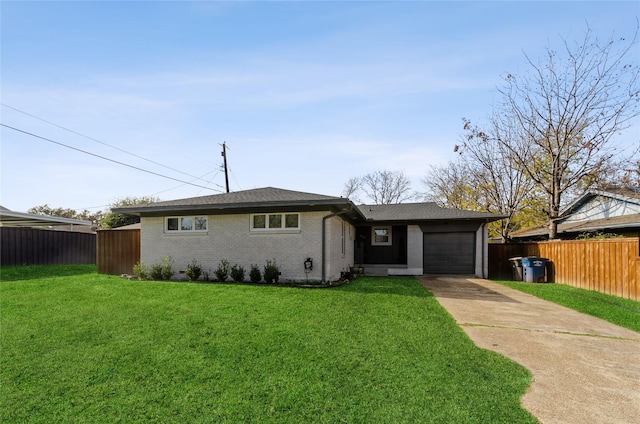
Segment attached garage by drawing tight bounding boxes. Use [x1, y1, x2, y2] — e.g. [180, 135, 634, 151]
[351, 202, 504, 278]
[423, 232, 475, 274]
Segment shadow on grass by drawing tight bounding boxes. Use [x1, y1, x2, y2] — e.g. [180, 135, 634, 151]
[337, 276, 433, 298]
[0, 264, 97, 282]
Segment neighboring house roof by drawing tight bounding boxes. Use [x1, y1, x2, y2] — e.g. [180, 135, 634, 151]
[114, 187, 505, 224]
[560, 187, 640, 218]
[358, 203, 505, 222]
[511, 187, 640, 239]
[110, 223, 141, 230]
[0, 208, 93, 228]
[510, 214, 640, 238]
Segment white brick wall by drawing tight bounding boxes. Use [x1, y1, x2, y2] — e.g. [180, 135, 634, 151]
[141, 211, 341, 282]
[324, 215, 355, 282]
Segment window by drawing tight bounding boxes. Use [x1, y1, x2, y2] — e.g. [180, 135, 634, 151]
[285, 213, 299, 228]
[253, 214, 266, 229]
[166, 216, 208, 233]
[372, 226, 392, 246]
[251, 213, 300, 231]
[269, 214, 282, 228]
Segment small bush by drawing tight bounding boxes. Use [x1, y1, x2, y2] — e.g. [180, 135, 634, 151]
[263, 259, 280, 284]
[132, 261, 148, 280]
[150, 263, 164, 280]
[185, 259, 202, 281]
[214, 259, 230, 282]
[230, 264, 245, 283]
[249, 264, 261, 283]
[161, 256, 174, 280]
[149, 256, 174, 280]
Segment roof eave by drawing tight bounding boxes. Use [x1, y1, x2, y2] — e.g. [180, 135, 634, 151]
[0, 210, 93, 227]
[113, 198, 358, 217]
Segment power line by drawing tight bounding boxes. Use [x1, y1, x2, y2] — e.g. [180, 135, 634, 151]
[153, 168, 222, 197]
[1, 103, 215, 184]
[1, 123, 223, 193]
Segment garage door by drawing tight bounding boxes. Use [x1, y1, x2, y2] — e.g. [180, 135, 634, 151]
[423, 232, 475, 274]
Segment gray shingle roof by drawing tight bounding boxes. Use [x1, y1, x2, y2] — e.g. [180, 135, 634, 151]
[114, 187, 505, 223]
[148, 187, 343, 208]
[358, 203, 505, 222]
[114, 187, 354, 215]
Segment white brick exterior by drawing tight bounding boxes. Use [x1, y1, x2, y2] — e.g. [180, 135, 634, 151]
[324, 215, 355, 282]
[474, 223, 489, 278]
[141, 211, 354, 282]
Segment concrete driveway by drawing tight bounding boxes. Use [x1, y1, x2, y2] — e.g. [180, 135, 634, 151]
[418, 276, 640, 424]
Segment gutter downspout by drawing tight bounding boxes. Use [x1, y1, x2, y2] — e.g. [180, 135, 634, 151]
[322, 206, 354, 283]
[481, 220, 490, 278]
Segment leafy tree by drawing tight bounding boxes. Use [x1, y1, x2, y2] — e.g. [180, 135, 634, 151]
[28, 205, 76, 218]
[464, 26, 639, 239]
[27, 204, 104, 229]
[345, 170, 413, 204]
[423, 154, 546, 242]
[422, 160, 478, 210]
[101, 196, 160, 229]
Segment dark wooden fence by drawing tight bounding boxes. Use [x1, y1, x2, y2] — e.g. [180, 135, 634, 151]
[489, 238, 639, 301]
[96, 229, 140, 275]
[0, 227, 96, 266]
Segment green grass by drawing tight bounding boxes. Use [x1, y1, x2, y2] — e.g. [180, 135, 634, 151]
[495, 280, 640, 333]
[1, 265, 536, 423]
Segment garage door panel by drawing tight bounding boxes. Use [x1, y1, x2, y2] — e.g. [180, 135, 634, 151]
[424, 232, 474, 274]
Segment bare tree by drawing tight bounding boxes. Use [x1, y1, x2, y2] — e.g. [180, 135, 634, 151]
[425, 120, 545, 242]
[465, 26, 639, 238]
[342, 177, 362, 202]
[346, 170, 413, 204]
[422, 160, 478, 209]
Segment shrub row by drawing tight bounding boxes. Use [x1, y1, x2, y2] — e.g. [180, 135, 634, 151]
[133, 258, 281, 283]
[133, 256, 174, 281]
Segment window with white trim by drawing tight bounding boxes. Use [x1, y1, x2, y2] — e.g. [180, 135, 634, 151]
[251, 213, 300, 231]
[166, 216, 208, 233]
[371, 226, 392, 246]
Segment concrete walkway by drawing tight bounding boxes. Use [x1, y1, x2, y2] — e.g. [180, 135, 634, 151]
[418, 276, 640, 424]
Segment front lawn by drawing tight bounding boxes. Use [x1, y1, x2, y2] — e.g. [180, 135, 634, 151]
[495, 280, 640, 333]
[1, 266, 535, 423]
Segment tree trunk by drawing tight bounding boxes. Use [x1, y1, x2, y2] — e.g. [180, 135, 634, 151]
[548, 173, 562, 239]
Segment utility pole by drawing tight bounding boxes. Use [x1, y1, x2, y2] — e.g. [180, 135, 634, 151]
[221, 142, 230, 193]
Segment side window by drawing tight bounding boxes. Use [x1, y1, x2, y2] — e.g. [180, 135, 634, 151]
[371, 226, 392, 246]
[269, 214, 282, 228]
[253, 215, 266, 229]
[167, 218, 179, 231]
[166, 216, 208, 233]
[285, 214, 299, 228]
[251, 213, 300, 231]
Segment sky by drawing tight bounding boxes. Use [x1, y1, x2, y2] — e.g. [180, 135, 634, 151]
[1, 1, 639, 213]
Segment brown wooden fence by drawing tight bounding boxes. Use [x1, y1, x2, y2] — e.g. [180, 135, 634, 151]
[96, 229, 140, 275]
[0, 227, 96, 266]
[489, 238, 640, 301]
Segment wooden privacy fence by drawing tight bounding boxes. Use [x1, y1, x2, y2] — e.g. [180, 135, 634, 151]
[489, 238, 640, 301]
[96, 229, 140, 275]
[0, 227, 96, 266]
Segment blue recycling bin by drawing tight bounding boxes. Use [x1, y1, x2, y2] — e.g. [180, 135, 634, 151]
[521, 257, 548, 283]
